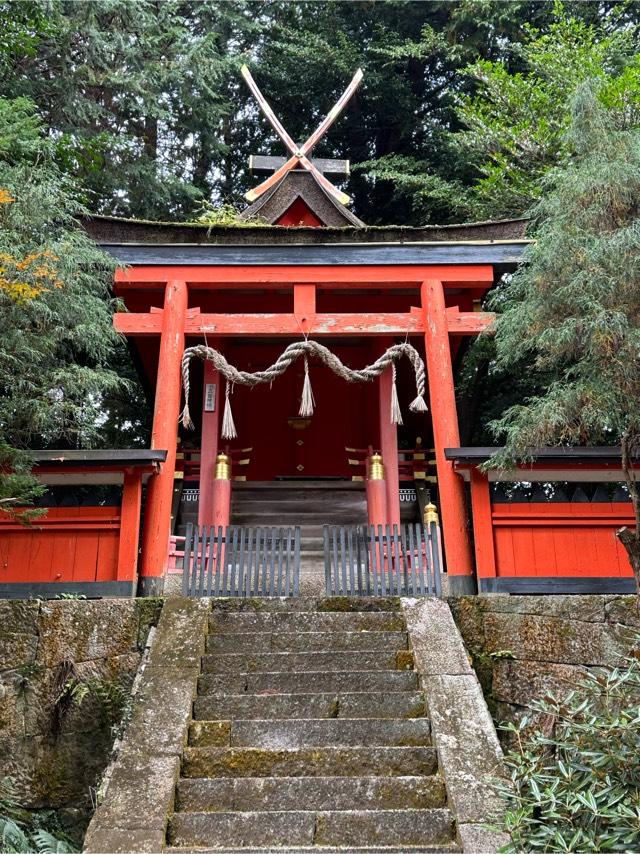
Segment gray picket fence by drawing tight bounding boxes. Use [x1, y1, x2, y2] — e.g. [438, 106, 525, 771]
[323, 523, 443, 597]
[182, 525, 300, 597]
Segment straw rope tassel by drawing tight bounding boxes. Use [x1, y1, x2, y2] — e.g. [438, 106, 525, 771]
[221, 380, 237, 439]
[390, 362, 403, 426]
[299, 356, 315, 417]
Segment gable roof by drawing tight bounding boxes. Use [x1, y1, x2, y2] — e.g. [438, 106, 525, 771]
[239, 170, 364, 227]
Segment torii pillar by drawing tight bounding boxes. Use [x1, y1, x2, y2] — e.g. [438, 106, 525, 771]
[139, 279, 187, 595]
[421, 279, 475, 592]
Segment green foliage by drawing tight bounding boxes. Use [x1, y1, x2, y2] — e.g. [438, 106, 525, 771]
[0, 96, 143, 509]
[368, 3, 640, 221]
[194, 202, 249, 227]
[0, 778, 74, 854]
[487, 84, 640, 462]
[497, 653, 640, 853]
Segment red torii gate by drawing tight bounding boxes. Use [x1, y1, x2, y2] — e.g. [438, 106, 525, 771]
[114, 262, 495, 595]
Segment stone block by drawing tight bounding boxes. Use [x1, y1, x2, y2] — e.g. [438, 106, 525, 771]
[402, 598, 473, 676]
[36, 600, 139, 667]
[83, 826, 167, 853]
[482, 594, 606, 622]
[458, 822, 511, 854]
[0, 600, 41, 637]
[427, 674, 506, 825]
[484, 612, 630, 666]
[492, 659, 587, 707]
[122, 663, 198, 757]
[147, 598, 209, 669]
[88, 751, 179, 832]
[605, 595, 640, 629]
[0, 632, 39, 672]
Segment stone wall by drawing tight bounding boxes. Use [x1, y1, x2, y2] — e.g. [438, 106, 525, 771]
[450, 595, 639, 737]
[0, 598, 163, 845]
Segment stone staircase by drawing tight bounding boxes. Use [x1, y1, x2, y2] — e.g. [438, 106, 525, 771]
[166, 598, 458, 852]
[84, 597, 508, 854]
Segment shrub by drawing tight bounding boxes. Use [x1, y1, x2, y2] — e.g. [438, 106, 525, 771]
[0, 778, 74, 853]
[497, 653, 640, 852]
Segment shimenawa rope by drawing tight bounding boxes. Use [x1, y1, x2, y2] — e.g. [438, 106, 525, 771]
[180, 340, 427, 439]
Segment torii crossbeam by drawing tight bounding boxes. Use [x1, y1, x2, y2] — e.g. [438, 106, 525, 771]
[241, 65, 363, 206]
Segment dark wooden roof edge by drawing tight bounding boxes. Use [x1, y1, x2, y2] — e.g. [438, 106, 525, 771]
[445, 447, 629, 464]
[30, 449, 167, 467]
[83, 214, 529, 246]
[101, 241, 526, 269]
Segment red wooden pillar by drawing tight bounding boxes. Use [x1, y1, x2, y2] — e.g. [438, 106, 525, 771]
[469, 467, 497, 587]
[116, 468, 142, 590]
[378, 339, 401, 528]
[139, 279, 188, 594]
[421, 279, 474, 591]
[366, 453, 387, 527]
[198, 358, 220, 526]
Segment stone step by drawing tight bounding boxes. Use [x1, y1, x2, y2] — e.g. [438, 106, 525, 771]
[194, 690, 428, 721]
[200, 650, 412, 674]
[208, 611, 406, 634]
[168, 808, 454, 849]
[166, 847, 459, 853]
[175, 774, 446, 813]
[208, 597, 401, 614]
[182, 746, 438, 778]
[205, 630, 409, 654]
[189, 718, 431, 748]
[198, 669, 419, 696]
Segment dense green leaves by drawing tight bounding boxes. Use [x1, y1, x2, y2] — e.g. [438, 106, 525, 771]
[497, 651, 640, 852]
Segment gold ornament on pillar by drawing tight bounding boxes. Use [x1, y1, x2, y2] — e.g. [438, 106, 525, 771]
[369, 453, 385, 481]
[214, 453, 231, 480]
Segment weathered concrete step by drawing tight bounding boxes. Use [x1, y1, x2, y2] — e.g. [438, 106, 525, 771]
[176, 775, 446, 813]
[194, 690, 428, 721]
[206, 630, 409, 654]
[208, 611, 405, 633]
[209, 597, 401, 614]
[189, 718, 431, 748]
[166, 847, 459, 853]
[168, 808, 454, 849]
[182, 746, 438, 778]
[198, 669, 419, 696]
[201, 650, 413, 674]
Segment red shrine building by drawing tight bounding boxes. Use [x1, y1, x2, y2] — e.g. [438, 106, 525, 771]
[0, 70, 636, 598]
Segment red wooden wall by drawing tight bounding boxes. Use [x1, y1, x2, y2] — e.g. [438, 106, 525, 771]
[491, 503, 634, 578]
[0, 507, 121, 584]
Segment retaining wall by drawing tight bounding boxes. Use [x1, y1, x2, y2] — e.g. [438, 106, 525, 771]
[450, 594, 639, 735]
[0, 598, 163, 845]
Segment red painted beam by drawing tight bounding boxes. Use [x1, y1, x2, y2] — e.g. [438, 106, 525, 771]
[115, 264, 494, 287]
[114, 310, 494, 338]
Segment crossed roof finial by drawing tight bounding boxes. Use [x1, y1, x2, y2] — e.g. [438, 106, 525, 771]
[241, 65, 363, 207]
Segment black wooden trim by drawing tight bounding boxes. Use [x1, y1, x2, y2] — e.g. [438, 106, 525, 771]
[445, 446, 628, 464]
[101, 242, 526, 268]
[478, 576, 636, 594]
[0, 581, 135, 599]
[31, 449, 167, 467]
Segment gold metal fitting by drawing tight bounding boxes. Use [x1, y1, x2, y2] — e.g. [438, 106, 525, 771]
[369, 453, 385, 481]
[214, 453, 231, 480]
[424, 501, 439, 525]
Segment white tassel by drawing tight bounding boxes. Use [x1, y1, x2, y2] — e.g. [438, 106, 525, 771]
[299, 357, 315, 417]
[180, 405, 194, 431]
[221, 380, 237, 439]
[390, 363, 403, 425]
[409, 394, 428, 413]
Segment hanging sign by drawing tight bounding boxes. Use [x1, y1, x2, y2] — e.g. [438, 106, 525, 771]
[204, 383, 217, 412]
